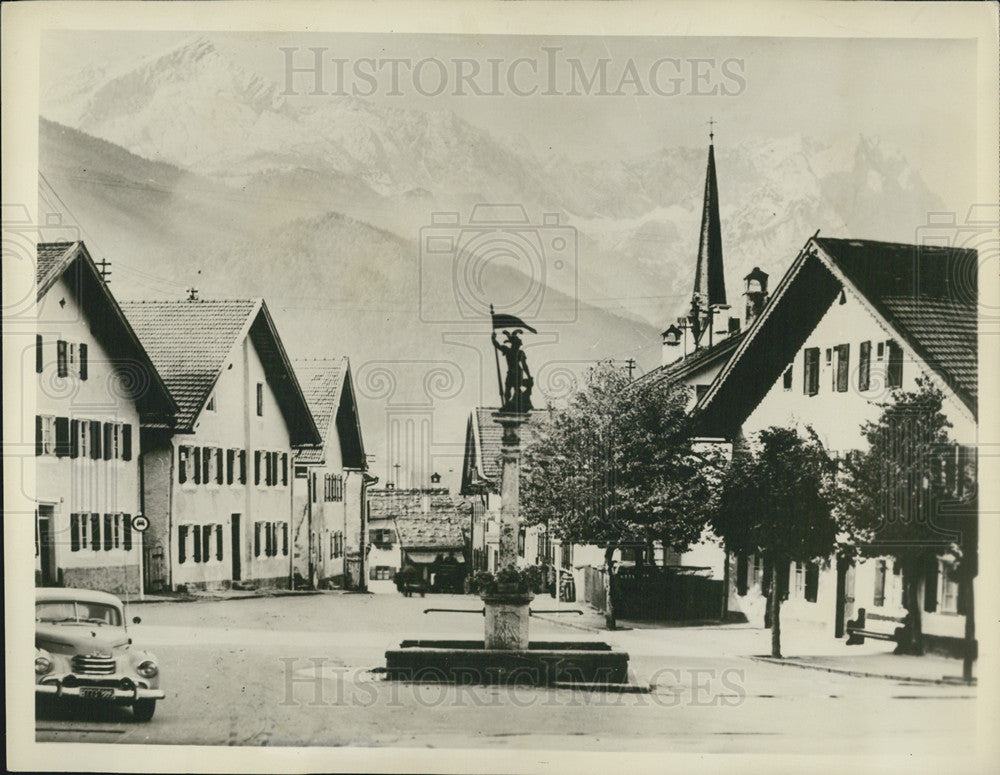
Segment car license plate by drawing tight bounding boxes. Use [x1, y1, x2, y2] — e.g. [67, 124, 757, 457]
[79, 687, 115, 699]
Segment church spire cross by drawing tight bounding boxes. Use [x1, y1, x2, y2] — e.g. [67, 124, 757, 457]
[707, 116, 716, 143]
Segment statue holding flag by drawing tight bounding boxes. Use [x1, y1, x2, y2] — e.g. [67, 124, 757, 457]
[490, 305, 535, 413]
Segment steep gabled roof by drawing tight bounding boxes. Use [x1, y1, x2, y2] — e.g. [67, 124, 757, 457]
[460, 407, 549, 495]
[119, 298, 321, 444]
[634, 329, 746, 390]
[293, 358, 366, 468]
[696, 235, 978, 438]
[36, 241, 177, 425]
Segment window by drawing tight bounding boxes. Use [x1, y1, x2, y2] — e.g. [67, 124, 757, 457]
[256, 382, 264, 416]
[803, 347, 820, 396]
[103, 514, 113, 551]
[939, 560, 959, 614]
[36, 335, 44, 374]
[35, 415, 56, 456]
[324, 473, 344, 502]
[804, 562, 819, 603]
[77, 420, 90, 459]
[886, 340, 903, 389]
[89, 513, 100, 550]
[205, 392, 216, 412]
[79, 343, 88, 381]
[70, 513, 82, 552]
[793, 562, 805, 597]
[57, 340, 68, 378]
[876, 341, 885, 361]
[782, 366, 792, 391]
[858, 341, 871, 391]
[835, 344, 850, 393]
[102, 422, 122, 461]
[113, 513, 121, 549]
[873, 559, 887, 607]
[736, 552, 749, 596]
[751, 553, 763, 589]
[370, 566, 395, 580]
[178, 446, 189, 484]
[78, 513, 89, 551]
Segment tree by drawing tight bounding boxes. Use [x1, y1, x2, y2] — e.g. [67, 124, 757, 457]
[521, 361, 721, 629]
[710, 426, 838, 658]
[838, 380, 976, 658]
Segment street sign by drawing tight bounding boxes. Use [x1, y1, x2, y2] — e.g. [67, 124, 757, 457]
[131, 515, 149, 533]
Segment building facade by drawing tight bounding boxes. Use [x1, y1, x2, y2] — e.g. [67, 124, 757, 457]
[291, 358, 368, 589]
[34, 242, 176, 594]
[120, 299, 320, 592]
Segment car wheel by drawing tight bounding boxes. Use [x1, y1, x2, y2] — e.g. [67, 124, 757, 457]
[132, 699, 156, 722]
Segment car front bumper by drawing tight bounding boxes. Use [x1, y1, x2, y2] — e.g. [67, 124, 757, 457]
[36, 682, 164, 701]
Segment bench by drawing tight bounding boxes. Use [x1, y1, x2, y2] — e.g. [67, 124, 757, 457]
[845, 607, 909, 646]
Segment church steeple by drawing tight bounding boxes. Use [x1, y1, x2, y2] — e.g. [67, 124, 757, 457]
[694, 126, 726, 309]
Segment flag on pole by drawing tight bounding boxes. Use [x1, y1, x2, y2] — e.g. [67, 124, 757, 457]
[490, 309, 537, 334]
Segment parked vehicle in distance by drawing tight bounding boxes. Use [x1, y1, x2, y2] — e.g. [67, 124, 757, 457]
[35, 587, 164, 721]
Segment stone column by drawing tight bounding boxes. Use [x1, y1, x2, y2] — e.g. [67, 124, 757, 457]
[493, 411, 526, 568]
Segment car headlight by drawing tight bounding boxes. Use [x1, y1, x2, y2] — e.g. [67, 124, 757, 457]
[35, 651, 53, 675]
[136, 659, 158, 678]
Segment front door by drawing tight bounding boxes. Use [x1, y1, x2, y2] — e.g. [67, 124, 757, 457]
[231, 514, 242, 581]
[37, 506, 57, 586]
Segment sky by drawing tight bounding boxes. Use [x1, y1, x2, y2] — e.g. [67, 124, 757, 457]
[42, 31, 979, 214]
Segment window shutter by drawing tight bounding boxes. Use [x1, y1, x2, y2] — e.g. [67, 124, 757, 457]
[70, 514, 80, 552]
[193, 525, 203, 563]
[923, 558, 938, 612]
[79, 343, 88, 380]
[178, 525, 188, 564]
[226, 449, 235, 485]
[121, 424, 132, 461]
[57, 340, 68, 377]
[35, 416, 43, 456]
[736, 552, 748, 596]
[90, 420, 102, 459]
[282, 523, 288, 556]
[254, 451, 262, 485]
[803, 348, 820, 396]
[282, 453, 288, 486]
[36, 335, 44, 374]
[178, 446, 188, 484]
[805, 562, 819, 603]
[254, 522, 261, 557]
[216, 524, 224, 561]
[55, 417, 70, 457]
[193, 447, 202, 484]
[103, 514, 113, 550]
[70, 420, 80, 458]
[123, 515, 132, 551]
[887, 340, 903, 388]
[836, 344, 850, 393]
[202, 446, 211, 484]
[215, 448, 223, 484]
[859, 341, 871, 391]
[239, 449, 247, 484]
[103, 423, 113, 460]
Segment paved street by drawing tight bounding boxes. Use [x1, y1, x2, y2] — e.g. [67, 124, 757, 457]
[36, 592, 977, 753]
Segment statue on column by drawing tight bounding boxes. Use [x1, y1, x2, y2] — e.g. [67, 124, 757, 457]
[492, 329, 533, 413]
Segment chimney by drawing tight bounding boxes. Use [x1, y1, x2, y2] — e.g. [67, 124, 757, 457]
[661, 324, 683, 367]
[743, 267, 769, 327]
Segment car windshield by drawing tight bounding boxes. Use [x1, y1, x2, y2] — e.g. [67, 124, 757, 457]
[36, 600, 122, 626]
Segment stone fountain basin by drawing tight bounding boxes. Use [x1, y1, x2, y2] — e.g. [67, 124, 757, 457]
[384, 640, 630, 686]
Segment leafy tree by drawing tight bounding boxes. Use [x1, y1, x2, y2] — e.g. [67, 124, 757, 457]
[838, 380, 976, 658]
[710, 426, 838, 658]
[521, 361, 721, 629]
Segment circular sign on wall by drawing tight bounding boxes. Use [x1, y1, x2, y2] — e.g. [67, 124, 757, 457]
[131, 515, 150, 533]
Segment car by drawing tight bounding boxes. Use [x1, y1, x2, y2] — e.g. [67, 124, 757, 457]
[35, 587, 164, 721]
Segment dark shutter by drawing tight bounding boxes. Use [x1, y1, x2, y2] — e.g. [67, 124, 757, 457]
[57, 340, 68, 377]
[216, 524, 224, 561]
[254, 451, 261, 485]
[123, 514, 132, 551]
[254, 522, 261, 557]
[803, 348, 819, 396]
[90, 420, 102, 459]
[202, 447, 211, 484]
[226, 449, 235, 485]
[215, 448, 224, 485]
[736, 552, 748, 596]
[36, 335, 44, 374]
[923, 557, 938, 612]
[79, 343, 88, 380]
[256, 383, 263, 416]
[178, 446, 188, 484]
[70, 514, 80, 552]
[178, 525, 188, 564]
[193, 447, 202, 484]
[805, 562, 819, 603]
[281, 453, 288, 486]
[55, 417, 70, 457]
[122, 424, 132, 461]
[859, 341, 871, 391]
[103, 423, 113, 460]
[70, 420, 80, 458]
[836, 344, 850, 393]
[239, 449, 247, 484]
[35, 416, 43, 456]
[91, 513, 101, 550]
[887, 340, 903, 388]
[200, 525, 209, 563]
[103, 514, 113, 550]
[282, 523, 288, 556]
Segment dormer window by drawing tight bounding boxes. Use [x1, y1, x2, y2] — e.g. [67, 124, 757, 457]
[205, 392, 216, 412]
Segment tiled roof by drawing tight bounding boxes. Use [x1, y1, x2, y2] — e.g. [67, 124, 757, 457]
[635, 330, 746, 389]
[119, 299, 258, 429]
[394, 512, 467, 551]
[293, 359, 346, 465]
[366, 488, 468, 549]
[36, 242, 78, 293]
[471, 407, 548, 487]
[817, 237, 978, 412]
